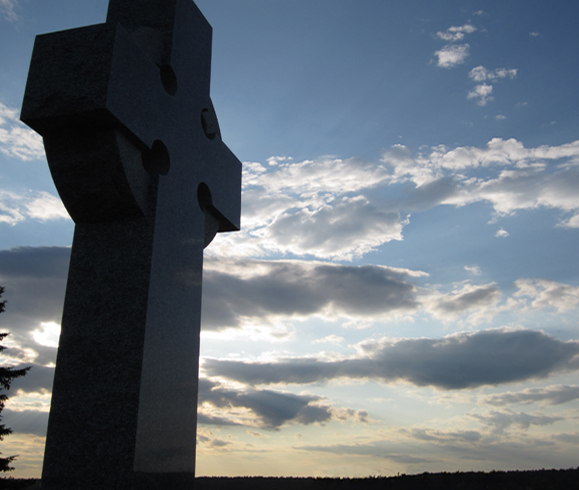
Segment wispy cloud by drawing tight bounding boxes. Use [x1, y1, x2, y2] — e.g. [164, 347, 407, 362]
[0, 102, 44, 160]
[425, 282, 502, 323]
[484, 385, 579, 407]
[560, 213, 579, 228]
[469, 66, 517, 82]
[514, 278, 579, 313]
[466, 66, 517, 106]
[312, 335, 345, 345]
[436, 24, 477, 42]
[298, 440, 433, 465]
[471, 409, 563, 434]
[380, 138, 579, 226]
[465, 265, 482, 276]
[303, 424, 579, 472]
[0, 189, 69, 225]
[0, 0, 19, 22]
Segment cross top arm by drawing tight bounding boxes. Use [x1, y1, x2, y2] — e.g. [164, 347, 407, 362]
[21, 0, 241, 240]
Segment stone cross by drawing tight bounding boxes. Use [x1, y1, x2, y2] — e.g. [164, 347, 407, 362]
[20, 1, 241, 488]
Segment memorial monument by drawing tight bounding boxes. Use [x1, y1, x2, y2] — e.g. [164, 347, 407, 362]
[20, 0, 241, 488]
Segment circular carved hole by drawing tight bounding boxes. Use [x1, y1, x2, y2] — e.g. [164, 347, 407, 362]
[197, 182, 212, 211]
[160, 65, 178, 96]
[201, 108, 217, 140]
[143, 140, 170, 175]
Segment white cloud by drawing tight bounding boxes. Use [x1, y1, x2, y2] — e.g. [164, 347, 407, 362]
[464, 265, 482, 276]
[381, 144, 435, 185]
[31, 322, 60, 349]
[435, 44, 470, 68]
[559, 213, 579, 228]
[436, 24, 477, 42]
[450, 166, 579, 217]
[514, 278, 579, 313]
[469, 66, 517, 82]
[495, 115, 507, 120]
[0, 189, 69, 225]
[467, 83, 494, 106]
[312, 335, 345, 346]
[466, 67, 516, 106]
[248, 156, 390, 197]
[210, 156, 400, 261]
[530, 32, 540, 37]
[380, 138, 579, 227]
[258, 196, 404, 260]
[210, 137, 579, 262]
[0, 0, 18, 21]
[427, 137, 528, 170]
[0, 102, 44, 160]
[25, 191, 69, 221]
[495, 228, 509, 238]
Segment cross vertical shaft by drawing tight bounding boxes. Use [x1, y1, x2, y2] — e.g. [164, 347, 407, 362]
[20, 1, 241, 488]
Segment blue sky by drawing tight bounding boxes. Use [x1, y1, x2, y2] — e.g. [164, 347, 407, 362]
[1, 0, 579, 479]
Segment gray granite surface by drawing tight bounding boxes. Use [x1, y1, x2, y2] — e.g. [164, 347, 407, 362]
[20, 1, 241, 488]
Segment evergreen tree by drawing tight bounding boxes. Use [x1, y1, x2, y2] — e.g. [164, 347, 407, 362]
[0, 287, 31, 472]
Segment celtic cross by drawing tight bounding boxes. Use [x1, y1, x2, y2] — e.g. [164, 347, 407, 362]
[21, 1, 241, 488]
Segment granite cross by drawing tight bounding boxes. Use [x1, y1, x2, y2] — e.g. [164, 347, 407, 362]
[20, 1, 241, 488]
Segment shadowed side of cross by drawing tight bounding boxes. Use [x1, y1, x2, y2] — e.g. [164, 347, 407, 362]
[104, 0, 241, 245]
[22, 0, 240, 244]
[20, 1, 241, 488]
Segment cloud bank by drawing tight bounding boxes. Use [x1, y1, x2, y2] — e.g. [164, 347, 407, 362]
[484, 385, 579, 407]
[204, 328, 579, 390]
[198, 378, 336, 429]
[3, 247, 579, 340]
[201, 258, 424, 329]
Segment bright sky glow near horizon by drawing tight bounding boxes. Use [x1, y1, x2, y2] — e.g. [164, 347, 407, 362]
[1, 0, 579, 479]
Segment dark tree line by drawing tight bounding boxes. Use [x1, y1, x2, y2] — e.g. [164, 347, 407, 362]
[0, 286, 31, 472]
